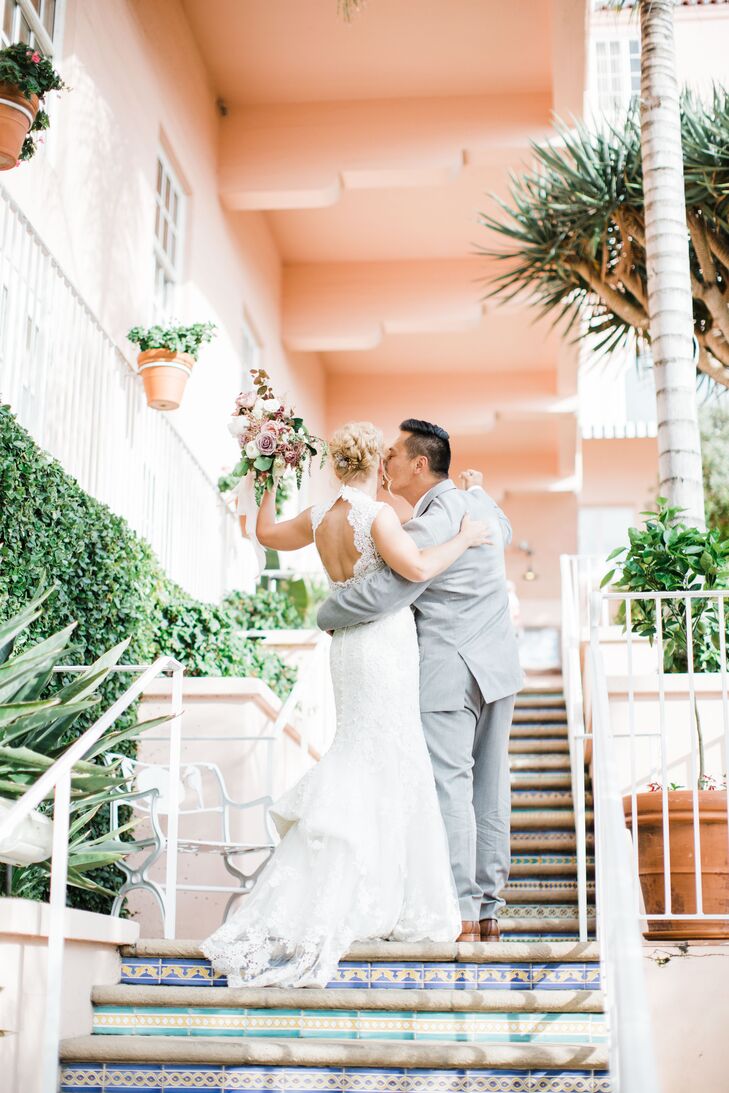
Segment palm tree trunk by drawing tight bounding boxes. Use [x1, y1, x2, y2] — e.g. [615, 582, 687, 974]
[639, 0, 705, 528]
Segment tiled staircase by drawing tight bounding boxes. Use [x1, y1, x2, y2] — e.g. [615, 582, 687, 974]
[59, 680, 607, 1092]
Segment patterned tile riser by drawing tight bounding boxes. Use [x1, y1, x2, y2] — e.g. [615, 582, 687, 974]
[120, 962, 600, 992]
[59, 1063, 612, 1092]
[91, 1007, 607, 1045]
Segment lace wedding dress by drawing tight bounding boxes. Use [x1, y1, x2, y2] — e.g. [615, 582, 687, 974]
[201, 485, 460, 987]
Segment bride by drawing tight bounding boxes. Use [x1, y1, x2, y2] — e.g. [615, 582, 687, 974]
[201, 421, 489, 987]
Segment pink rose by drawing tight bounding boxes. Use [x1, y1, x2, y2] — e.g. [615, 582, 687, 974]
[31, 52, 41, 63]
[256, 430, 277, 456]
[235, 390, 257, 411]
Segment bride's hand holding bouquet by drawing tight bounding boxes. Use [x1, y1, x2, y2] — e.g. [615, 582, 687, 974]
[226, 369, 327, 569]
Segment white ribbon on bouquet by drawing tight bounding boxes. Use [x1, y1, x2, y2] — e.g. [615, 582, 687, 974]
[234, 473, 267, 575]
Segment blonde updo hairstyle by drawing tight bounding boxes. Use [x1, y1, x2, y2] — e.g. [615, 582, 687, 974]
[329, 421, 384, 485]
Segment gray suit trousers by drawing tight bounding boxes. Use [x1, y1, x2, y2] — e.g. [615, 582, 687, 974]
[421, 668, 514, 921]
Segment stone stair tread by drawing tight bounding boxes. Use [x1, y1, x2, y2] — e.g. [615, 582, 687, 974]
[511, 809, 594, 829]
[510, 772, 573, 789]
[92, 984, 605, 1012]
[511, 791, 593, 808]
[511, 833, 595, 853]
[509, 754, 572, 770]
[510, 724, 568, 738]
[515, 697, 566, 708]
[122, 939, 600, 963]
[512, 709, 568, 723]
[59, 1034, 609, 1071]
[510, 739, 570, 754]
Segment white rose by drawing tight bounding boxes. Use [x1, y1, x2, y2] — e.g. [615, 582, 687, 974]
[263, 398, 280, 413]
[274, 455, 286, 471]
[252, 400, 264, 419]
[227, 416, 248, 437]
[245, 440, 258, 459]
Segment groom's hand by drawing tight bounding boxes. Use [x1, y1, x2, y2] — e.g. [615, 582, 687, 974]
[459, 469, 483, 490]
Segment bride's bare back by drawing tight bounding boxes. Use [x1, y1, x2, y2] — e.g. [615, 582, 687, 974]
[314, 498, 365, 585]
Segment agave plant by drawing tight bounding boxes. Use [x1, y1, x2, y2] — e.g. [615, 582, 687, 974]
[0, 589, 167, 896]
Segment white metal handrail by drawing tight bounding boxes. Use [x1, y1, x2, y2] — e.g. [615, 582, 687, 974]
[561, 555, 662, 1091]
[559, 556, 591, 941]
[0, 657, 184, 1093]
[0, 184, 245, 601]
[588, 607, 661, 1093]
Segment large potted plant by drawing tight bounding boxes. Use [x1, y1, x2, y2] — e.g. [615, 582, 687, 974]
[127, 321, 217, 410]
[604, 500, 729, 938]
[0, 43, 66, 170]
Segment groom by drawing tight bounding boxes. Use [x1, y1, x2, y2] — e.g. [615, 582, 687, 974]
[318, 419, 523, 942]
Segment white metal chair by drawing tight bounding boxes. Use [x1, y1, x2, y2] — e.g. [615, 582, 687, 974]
[109, 754, 277, 924]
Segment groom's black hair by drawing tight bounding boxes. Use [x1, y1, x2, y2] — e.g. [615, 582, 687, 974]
[400, 419, 451, 478]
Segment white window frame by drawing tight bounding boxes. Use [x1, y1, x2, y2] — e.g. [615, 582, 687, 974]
[591, 33, 640, 117]
[153, 147, 186, 320]
[0, 0, 64, 55]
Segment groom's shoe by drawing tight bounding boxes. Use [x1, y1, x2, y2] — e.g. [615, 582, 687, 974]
[479, 918, 500, 942]
[457, 920, 480, 943]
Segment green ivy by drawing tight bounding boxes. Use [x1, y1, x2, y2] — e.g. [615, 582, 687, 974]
[223, 587, 301, 631]
[0, 405, 295, 911]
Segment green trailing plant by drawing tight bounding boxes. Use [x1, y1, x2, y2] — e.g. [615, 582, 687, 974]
[602, 499, 729, 786]
[127, 321, 217, 360]
[0, 590, 169, 897]
[0, 405, 296, 909]
[152, 586, 296, 693]
[0, 43, 67, 161]
[222, 586, 301, 631]
[481, 91, 729, 389]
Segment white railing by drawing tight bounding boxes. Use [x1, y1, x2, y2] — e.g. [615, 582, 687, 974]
[0, 185, 244, 602]
[593, 588, 729, 930]
[560, 555, 662, 1092]
[588, 611, 661, 1093]
[0, 658, 184, 1093]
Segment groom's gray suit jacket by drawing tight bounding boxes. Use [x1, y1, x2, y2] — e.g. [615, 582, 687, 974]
[317, 480, 523, 711]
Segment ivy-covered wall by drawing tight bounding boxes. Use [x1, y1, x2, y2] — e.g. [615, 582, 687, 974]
[0, 404, 297, 910]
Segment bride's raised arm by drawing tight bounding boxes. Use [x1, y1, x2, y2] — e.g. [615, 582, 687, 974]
[256, 486, 315, 552]
[371, 503, 490, 583]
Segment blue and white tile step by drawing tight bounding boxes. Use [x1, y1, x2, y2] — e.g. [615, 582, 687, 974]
[92, 1008, 607, 1045]
[120, 960, 601, 992]
[59, 1062, 611, 1091]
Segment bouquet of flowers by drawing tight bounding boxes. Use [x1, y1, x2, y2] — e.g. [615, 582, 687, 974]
[226, 370, 327, 570]
[227, 369, 327, 498]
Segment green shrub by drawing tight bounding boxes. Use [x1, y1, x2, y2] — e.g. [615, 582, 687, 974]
[223, 586, 301, 630]
[0, 405, 295, 911]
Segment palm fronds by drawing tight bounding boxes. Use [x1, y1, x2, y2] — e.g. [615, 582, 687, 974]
[481, 93, 729, 387]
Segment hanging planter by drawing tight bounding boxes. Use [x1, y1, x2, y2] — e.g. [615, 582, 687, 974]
[0, 44, 67, 170]
[127, 321, 217, 411]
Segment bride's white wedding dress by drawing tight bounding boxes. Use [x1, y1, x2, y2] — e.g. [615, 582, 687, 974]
[201, 485, 460, 987]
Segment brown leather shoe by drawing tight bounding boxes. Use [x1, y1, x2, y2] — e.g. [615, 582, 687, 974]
[457, 919, 480, 943]
[480, 918, 500, 942]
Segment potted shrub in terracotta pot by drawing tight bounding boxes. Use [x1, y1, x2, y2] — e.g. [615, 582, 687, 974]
[0, 43, 67, 170]
[604, 500, 729, 938]
[127, 321, 217, 410]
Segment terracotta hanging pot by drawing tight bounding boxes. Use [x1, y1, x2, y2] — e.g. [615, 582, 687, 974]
[625, 790, 729, 939]
[0, 82, 38, 170]
[137, 348, 195, 411]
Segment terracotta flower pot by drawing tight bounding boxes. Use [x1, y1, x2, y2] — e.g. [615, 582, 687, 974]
[0, 82, 38, 170]
[624, 790, 729, 939]
[137, 348, 195, 411]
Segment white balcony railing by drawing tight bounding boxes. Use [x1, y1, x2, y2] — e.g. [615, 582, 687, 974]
[0, 185, 244, 603]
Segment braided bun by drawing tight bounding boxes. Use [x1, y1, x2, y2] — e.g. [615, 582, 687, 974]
[329, 421, 384, 484]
